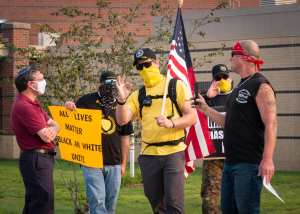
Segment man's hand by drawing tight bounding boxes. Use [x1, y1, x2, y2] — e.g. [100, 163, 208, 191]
[116, 75, 132, 102]
[206, 80, 220, 98]
[155, 115, 174, 128]
[121, 163, 126, 177]
[37, 127, 57, 143]
[37, 119, 60, 143]
[65, 101, 76, 111]
[259, 158, 275, 184]
[45, 127, 57, 141]
[191, 93, 209, 113]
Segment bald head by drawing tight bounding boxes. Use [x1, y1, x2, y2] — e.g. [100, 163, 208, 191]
[231, 40, 264, 76]
[239, 40, 260, 59]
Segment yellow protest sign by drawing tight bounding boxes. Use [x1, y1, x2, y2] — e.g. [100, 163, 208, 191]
[48, 106, 103, 168]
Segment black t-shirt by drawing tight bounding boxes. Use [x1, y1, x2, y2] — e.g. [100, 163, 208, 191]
[206, 93, 230, 159]
[224, 72, 273, 164]
[76, 92, 133, 165]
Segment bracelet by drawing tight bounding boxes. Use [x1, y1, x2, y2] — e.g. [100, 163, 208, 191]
[117, 99, 126, 105]
[170, 119, 175, 128]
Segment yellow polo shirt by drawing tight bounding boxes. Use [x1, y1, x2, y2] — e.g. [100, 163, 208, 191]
[126, 77, 190, 155]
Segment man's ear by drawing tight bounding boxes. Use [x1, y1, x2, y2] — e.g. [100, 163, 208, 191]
[27, 80, 34, 90]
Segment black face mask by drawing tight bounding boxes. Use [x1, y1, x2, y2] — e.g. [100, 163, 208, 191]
[98, 83, 118, 117]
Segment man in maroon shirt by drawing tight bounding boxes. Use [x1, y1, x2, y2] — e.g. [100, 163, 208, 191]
[11, 64, 60, 214]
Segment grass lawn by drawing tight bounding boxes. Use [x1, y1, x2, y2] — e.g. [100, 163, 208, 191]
[0, 159, 299, 214]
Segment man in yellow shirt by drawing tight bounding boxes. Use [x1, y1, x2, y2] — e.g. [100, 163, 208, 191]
[116, 48, 196, 213]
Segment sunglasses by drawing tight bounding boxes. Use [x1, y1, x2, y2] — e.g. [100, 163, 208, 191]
[231, 51, 249, 58]
[136, 61, 152, 71]
[214, 75, 229, 81]
[103, 79, 116, 85]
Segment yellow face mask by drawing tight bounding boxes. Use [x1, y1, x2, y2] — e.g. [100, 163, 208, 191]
[139, 65, 163, 88]
[218, 79, 232, 93]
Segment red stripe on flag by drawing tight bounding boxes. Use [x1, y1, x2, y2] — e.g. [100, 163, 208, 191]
[185, 126, 203, 161]
[169, 66, 176, 78]
[197, 110, 215, 154]
[187, 67, 196, 93]
[170, 55, 188, 75]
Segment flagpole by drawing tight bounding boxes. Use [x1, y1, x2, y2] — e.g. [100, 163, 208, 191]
[160, 0, 184, 116]
[160, 71, 172, 115]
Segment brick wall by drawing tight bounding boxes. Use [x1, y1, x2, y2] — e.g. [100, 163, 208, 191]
[0, 22, 31, 158]
[0, 0, 259, 45]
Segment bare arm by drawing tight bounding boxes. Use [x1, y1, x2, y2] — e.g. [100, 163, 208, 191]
[156, 100, 197, 128]
[194, 94, 226, 127]
[37, 119, 60, 143]
[116, 104, 133, 125]
[47, 119, 60, 132]
[256, 83, 277, 183]
[174, 100, 197, 128]
[120, 135, 130, 176]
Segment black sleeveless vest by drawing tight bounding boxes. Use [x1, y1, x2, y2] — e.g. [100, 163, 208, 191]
[224, 72, 274, 164]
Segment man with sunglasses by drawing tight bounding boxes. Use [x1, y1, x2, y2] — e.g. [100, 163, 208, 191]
[65, 71, 133, 214]
[115, 48, 196, 213]
[201, 64, 233, 214]
[11, 64, 60, 214]
[194, 40, 277, 214]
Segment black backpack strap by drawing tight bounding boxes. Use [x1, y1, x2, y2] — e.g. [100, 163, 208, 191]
[138, 86, 146, 119]
[168, 78, 182, 117]
[138, 78, 182, 119]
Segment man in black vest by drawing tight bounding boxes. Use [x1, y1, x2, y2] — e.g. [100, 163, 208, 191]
[201, 64, 233, 214]
[194, 40, 277, 214]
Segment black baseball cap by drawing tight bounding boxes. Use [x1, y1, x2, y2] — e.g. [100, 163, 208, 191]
[133, 48, 156, 65]
[100, 71, 116, 83]
[212, 64, 230, 79]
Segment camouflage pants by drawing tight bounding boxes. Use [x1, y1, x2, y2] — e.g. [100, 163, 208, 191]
[201, 159, 224, 214]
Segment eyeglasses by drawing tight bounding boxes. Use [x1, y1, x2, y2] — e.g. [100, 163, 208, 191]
[214, 75, 229, 81]
[136, 61, 152, 71]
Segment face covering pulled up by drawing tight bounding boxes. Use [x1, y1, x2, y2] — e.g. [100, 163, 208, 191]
[139, 65, 163, 88]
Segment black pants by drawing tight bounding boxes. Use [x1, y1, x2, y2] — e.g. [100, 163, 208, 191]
[19, 151, 54, 214]
[138, 151, 185, 214]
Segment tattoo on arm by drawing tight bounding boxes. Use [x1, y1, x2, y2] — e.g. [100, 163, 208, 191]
[256, 83, 277, 126]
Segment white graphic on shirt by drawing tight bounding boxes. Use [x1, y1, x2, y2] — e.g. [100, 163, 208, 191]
[236, 89, 251, 104]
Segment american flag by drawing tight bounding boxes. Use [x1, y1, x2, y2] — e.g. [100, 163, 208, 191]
[167, 8, 215, 174]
